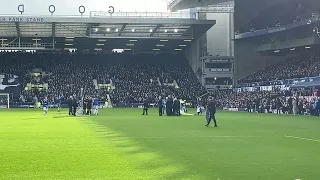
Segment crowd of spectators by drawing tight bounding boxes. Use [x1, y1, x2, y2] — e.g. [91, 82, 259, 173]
[239, 0, 317, 33]
[0, 52, 206, 105]
[238, 50, 320, 85]
[197, 88, 317, 115]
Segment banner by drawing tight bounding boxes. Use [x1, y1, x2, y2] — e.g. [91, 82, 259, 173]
[0, 74, 21, 96]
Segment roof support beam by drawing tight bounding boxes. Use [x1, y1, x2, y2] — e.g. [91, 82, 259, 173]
[118, 24, 127, 36]
[52, 22, 56, 37]
[15, 22, 21, 37]
[182, 26, 193, 37]
[150, 24, 161, 36]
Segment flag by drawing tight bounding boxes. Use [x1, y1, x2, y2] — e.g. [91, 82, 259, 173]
[205, 109, 210, 123]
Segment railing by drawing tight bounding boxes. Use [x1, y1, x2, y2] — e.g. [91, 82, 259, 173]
[0, 43, 53, 50]
[90, 11, 195, 19]
[199, 4, 234, 13]
[0, 11, 196, 19]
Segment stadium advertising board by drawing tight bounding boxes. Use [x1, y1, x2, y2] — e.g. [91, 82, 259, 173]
[242, 76, 320, 87]
[209, 68, 231, 72]
[210, 59, 230, 63]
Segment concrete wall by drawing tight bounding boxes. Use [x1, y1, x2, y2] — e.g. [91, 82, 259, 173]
[202, 12, 233, 56]
[187, 39, 202, 80]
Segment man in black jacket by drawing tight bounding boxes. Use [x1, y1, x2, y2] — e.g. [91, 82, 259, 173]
[72, 95, 77, 116]
[142, 99, 149, 115]
[68, 96, 73, 115]
[173, 98, 181, 116]
[166, 95, 173, 116]
[158, 96, 163, 116]
[86, 97, 93, 115]
[205, 96, 218, 127]
[276, 98, 282, 114]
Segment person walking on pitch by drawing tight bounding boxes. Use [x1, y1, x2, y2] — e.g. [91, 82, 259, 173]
[205, 96, 218, 127]
[56, 94, 64, 114]
[42, 96, 49, 117]
[93, 97, 99, 115]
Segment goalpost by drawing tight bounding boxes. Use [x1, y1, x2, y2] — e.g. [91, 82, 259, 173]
[0, 93, 10, 109]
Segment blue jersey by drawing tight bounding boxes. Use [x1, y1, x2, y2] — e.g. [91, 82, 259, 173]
[163, 100, 166, 106]
[56, 96, 64, 104]
[42, 100, 49, 108]
[93, 98, 99, 106]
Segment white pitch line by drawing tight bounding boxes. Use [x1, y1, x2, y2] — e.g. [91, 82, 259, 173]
[285, 135, 320, 143]
[136, 136, 262, 139]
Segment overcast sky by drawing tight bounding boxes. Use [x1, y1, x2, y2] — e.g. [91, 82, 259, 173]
[1, 0, 171, 15]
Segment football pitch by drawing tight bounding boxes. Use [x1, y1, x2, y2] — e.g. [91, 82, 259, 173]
[0, 108, 319, 180]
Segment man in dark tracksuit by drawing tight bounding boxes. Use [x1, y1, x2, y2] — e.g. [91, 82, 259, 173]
[174, 98, 181, 116]
[142, 99, 149, 115]
[68, 96, 73, 115]
[166, 96, 173, 116]
[72, 96, 77, 116]
[83, 97, 87, 115]
[86, 97, 93, 115]
[276, 98, 282, 114]
[158, 96, 163, 116]
[205, 96, 218, 127]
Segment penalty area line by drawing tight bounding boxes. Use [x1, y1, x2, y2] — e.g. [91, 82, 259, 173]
[285, 135, 320, 143]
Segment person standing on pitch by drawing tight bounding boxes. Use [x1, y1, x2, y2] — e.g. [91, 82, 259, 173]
[93, 97, 99, 116]
[205, 96, 218, 127]
[162, 98, 167, 115]
[166, 95, 173, 116]
[83, 96, 87, 115]
[72, 94, 77, 116]
[87, 97, 93, 115]
[158, 96, 163, 116]
[142, 99, 149, 115]
[68, 96, 73, 116]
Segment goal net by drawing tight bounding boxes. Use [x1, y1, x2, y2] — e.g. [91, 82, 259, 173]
[0, 93, 9, 108]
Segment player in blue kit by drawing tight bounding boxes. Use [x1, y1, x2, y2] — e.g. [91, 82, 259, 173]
[56, 94, 64, 114]
[42, 97, 49, 117]
[93, 97, 99, 116]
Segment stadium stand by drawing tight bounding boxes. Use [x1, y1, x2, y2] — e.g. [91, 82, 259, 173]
[240, 0, 316, 33]
[238, 49, 320, 85]
[0, 52, 206, 105]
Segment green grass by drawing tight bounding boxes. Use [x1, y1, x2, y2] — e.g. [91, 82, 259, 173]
[0, 108, 320, 180]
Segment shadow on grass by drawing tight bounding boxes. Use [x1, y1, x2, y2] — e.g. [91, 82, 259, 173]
[53, 115, 74, 119]
[81, 119, 209, 180]
[22, 117, 39, 120]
